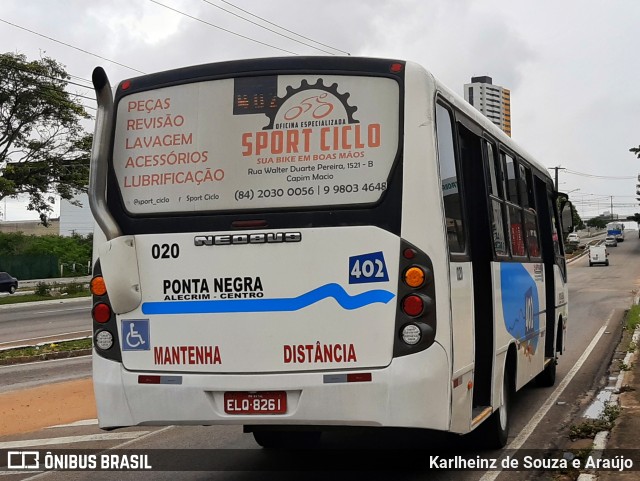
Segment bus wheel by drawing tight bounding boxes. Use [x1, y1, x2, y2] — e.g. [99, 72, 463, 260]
[253, 430, 321, 449]
[478, 369, 511, 448]
[536, 358, 557, 387]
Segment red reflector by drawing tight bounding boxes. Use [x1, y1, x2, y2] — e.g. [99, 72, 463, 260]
[403, 248, 416, 259]
[92, 303, 111, 323]
[139, 375, 161, 384]
[390, 63, 404, 73]
[347, 373, 372, 383]
[402, 295, 424, 317]
[121, 79, 131, 90]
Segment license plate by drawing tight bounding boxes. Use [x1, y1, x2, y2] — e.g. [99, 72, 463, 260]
[224, 391, 287, 415]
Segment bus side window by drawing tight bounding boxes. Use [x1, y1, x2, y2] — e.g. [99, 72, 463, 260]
[525, 209, 541, 259]
[503, 153, 519, 205]
[484, 140, 508, 257]
[436, 103, 466, 254]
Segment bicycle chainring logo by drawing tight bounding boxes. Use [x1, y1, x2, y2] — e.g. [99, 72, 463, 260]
[122, 319, 150, 351]
[263, 78, 359, 130]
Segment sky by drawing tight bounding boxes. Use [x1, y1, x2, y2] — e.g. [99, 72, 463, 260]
[1, 0, 639, 221]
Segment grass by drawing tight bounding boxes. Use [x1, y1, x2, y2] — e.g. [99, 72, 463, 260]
[0, 290, 90, 305]
[626, 304, 640, 331]
[0, 338, 92, 360]
[569, 403, 621, 440]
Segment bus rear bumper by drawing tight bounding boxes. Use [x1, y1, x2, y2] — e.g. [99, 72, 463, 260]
[93, 343, 450, 431]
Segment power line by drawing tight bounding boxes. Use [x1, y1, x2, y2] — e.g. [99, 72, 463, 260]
[148, 0, 300, 55]
[202, 0, 345, 55]
[564, 168, 635, 180]
[2, 62, 96, 108]
[218, 0, 349, 55]
[0, 17, 145, 74]
[4, 62, 93, 92]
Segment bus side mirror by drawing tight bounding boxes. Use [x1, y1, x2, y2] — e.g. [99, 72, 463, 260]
[558, 194, 575, 235]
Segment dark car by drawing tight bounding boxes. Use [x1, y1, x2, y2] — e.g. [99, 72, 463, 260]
[0, 272, 18, 294]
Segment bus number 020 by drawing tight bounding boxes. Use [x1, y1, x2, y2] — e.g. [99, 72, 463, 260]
[350, 259, 385, 279]
[151, 243, 180, 259]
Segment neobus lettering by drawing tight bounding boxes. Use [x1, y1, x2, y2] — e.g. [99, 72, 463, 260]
[194, 232, 302, 246]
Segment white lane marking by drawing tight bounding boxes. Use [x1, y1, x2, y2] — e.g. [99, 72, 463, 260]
[0, 431, 150, 449]
[47, 419, 98, 429]
[110, 425, 175, 449]
[479, 321, 610, 481]
[33, 307, 89, 314]
[0, 356, 91, 372]
[0, 331, 91, 348]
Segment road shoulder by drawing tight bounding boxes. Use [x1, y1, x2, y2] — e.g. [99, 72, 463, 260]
[0, 378, 96, 437]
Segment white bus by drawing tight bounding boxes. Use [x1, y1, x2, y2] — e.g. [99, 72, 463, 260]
[606, 222, 624, 242]
[89, 57, 571, 448]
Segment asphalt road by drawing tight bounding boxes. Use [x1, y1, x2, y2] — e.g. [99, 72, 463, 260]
[0, 297, 91, 347]
[1, 234, 640, 480]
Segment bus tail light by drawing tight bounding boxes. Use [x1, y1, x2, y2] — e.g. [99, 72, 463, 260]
[394, 240, 437, 356]
[401, 324, 421, 345]
[92, 303, 112, 323]
[402, 294, 424, 317]
[95, 329, 114, 350]
[90, 276, 107, 296]
[92, 261, 122, 361]
[404, 266, 425, 288]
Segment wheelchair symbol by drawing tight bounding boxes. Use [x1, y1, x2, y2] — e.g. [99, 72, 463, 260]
[122, 320, 150, 351]
[127, 323, 145, 348]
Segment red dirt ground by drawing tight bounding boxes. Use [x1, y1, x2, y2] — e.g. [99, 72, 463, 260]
[0, 378, 96, 436]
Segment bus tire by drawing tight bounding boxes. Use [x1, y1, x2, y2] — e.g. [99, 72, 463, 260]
[535, 359, 557, 387]
[253, 430, 321, 449]
[477, 368, 512, 448]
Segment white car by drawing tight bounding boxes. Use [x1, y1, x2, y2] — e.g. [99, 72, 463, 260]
[605, 236, 618, 247]
[566, 233, 580, 243]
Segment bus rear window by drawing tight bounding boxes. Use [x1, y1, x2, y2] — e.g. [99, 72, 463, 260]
[112, 75, 400, 215]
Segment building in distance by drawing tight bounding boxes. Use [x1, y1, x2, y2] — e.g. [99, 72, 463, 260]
[464, 76, 511, 137]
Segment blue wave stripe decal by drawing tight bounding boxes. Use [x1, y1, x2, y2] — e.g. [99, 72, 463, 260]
[141, 283, 395, 315]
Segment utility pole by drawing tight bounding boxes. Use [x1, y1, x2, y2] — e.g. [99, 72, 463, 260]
[549, 166, 566, 190]
[610, 196, 614, 221]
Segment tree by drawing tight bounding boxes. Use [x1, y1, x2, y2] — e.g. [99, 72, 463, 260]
[0, 52, 92, 225]
[627, 214, 640, 224]
[586, 216, 607, 229]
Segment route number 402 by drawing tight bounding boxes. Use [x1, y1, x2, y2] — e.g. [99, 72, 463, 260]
[151, 243, 180, 259]
[348, 252, 389, 284]
[350, 259, 385, 279]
